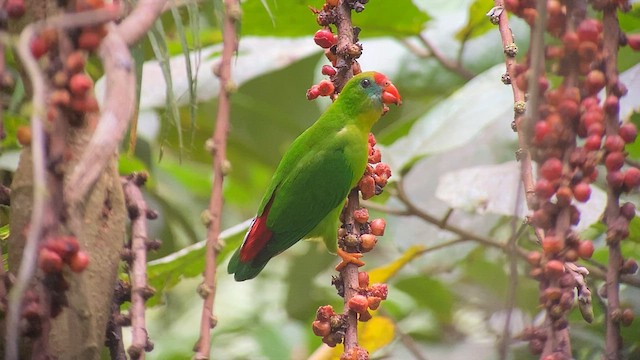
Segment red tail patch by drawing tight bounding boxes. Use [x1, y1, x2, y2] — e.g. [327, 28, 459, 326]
[240, 196, 275, 263]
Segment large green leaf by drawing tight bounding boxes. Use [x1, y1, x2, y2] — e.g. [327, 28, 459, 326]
[146, 220, 250, 306]
[241, 0, 430, 37]
[455, 0, 497, 41]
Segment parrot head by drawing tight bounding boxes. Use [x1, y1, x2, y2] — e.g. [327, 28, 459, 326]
[339, 71, 402, 109]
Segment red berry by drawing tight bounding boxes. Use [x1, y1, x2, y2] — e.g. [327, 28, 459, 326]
[358, 272, 369, 288]
[619, 123, 638, 144]
[620, 202, 636, 220]
[605, 152, 625, 171]
[527, 251, 542, 266]
[30, 36, 49, 59]
[535, 178, 555, 199]
[317, 80, 335, 96]
[577, 19, 601, 43]
[573, 182, 591, 202]
[353, 208, 369, 224]
[6, 0, 26, 18]
[587, 122, 604, 137]
[607, 171, 625, 189]
[622, 309, 635, 327]
[624, 168, 640, 189]
[374, 163, 391, 177]
[604, 95, 620, 115]
[358, 175, 375, 200]
[534, 121, 550, 143]
[78, 30, 102, 51]
[65, 51, 87, 73]
[369, 283, 388, 299]
[312, 320, 331, 337]
[38, 248, 63, 273]
[367, 296, 382, 310]
[370, 218, 386, 236]
[369, 148, 382, 163]
[577, 240, 595, 259]
[313, 29, 336, 49]
[627, 34, 640, 51]
[368, 133, 376, 146]
[504, 0, 520, 13]
[69, 251, 89, 272]
[321, 65, 337, 76]
[316, 305, 336, 322]
[542, 236, 563, 255]
[622, 258, 639, 274]
[584, 134, 602, 151]
[585, 70, 606, 95]
[558, 99, 579, 120]
[556, 186, 573, 207]
[540, 158, 563, 181]
[306, 85, 320, 100]
[348, 294, 369, 314]
[69, 74, 94, 96]
[16, 126, 31, 146]
[545, 260, 566, 278]
[562, 31, 580, 51]
[605, 135, 625, 152]
[360, 234, 377, 252]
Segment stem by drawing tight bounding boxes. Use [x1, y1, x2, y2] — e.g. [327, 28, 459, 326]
[340, 190, 361, 352]
[417, 34, 475, 80]
[122, 176, 152, 359]
[602, 5, 622, 359]
[5, 23, 49, 360]
[194, 0, 237, 358]
[333, 0, 357, 93]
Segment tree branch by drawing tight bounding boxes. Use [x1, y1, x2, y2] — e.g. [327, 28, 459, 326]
[5, 22, 50, 360]
[417, 34, 475, 80]
[193, 0, 238, 358]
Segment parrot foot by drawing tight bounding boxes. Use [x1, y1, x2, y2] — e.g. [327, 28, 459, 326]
[335, 248, 365, 271]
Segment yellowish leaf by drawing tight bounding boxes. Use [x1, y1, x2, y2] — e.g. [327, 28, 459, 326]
[368, 245, 427, 284]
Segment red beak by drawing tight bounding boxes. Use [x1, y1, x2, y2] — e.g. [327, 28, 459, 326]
[374, 72, 402, 106]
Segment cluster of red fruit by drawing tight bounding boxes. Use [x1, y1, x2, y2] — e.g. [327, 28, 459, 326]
[358, 133, 391, 200]
[312, 272, 388, 347]
[38, 235, 89, 274]
[307, 0, 363, 100]
[504, 0, 639, 355]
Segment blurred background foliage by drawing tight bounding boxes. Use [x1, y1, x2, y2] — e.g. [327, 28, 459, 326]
[2, 0, 640, 359]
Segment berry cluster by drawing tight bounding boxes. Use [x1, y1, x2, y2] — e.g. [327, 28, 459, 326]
[502, 0, 640, 356]
[346, 272, 388, 321]
[358, 134, 391, 200]
[312, 273, 388, 347]
[312, 305, 346, 347]
[307, 1, 364, 100]
[38, 235, 89, 274]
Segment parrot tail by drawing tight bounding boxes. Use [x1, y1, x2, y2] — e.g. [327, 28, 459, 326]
[227, 247, 270, 281]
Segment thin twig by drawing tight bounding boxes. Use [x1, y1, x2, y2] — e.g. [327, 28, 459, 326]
[193, 0, 237, 358]
[332, 0, 358, 93]
[417, 34, 475, 80]
[122, 175, 153, 359]
[602, 5, 623, 359]
[5, 23, 49, 360]
[340, 189, 362, 353]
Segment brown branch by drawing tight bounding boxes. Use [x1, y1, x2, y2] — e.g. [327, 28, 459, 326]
[495, 1, 544, 243]
[332, 0, 358, 93]
[5, 22, 50, 360]
[602, 5, 623, 359]
[340, 189, 362, 353]
[65, 22, 135, 213]
[193, 0, 238, 358]
[417, 34, 475, 80]
[122, 174, 153, 359]
[116, 0, 167, 45]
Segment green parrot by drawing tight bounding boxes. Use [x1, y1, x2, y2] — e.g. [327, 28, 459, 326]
[227, 71, 401, 281]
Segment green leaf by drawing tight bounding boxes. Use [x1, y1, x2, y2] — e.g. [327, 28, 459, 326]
[146, 220, 250, 306]
[148, 20, 184, 157]
[395, 275, 455, 324]
[241, 0, 430, 37]
[455, 0, 497, 41]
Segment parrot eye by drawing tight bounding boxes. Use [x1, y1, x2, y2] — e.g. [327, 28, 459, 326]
[360, 79, 371, 88]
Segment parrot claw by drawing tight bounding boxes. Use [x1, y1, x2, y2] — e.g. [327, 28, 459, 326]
[335, 248, 365, 271]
